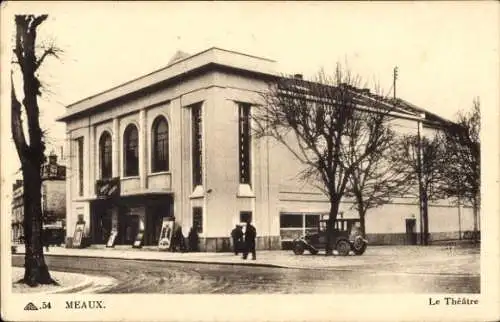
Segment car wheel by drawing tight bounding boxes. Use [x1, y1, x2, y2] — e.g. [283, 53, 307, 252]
[336, 240, 350, 256]
[352, 237, 367, 255]
[292, 242, 305, 255]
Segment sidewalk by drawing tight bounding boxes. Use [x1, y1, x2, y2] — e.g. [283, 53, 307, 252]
[11, 267, 117, 294]
[13, 244, 480, 275]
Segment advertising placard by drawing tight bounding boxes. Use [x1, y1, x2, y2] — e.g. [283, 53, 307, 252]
[106, 230, 118, 248]
[158, 217, 174, 251]
[72, 223, 85, 248]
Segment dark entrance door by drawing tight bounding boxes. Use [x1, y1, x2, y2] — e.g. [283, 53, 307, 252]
[119, 214, 139, 245]
[405, 218, 417, 245]
[145, 197, 173, 246]
[91, 202, 112, 244]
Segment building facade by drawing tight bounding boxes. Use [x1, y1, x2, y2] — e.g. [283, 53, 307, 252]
[11, 154, 67, 243]
[58, 48, 475, 251]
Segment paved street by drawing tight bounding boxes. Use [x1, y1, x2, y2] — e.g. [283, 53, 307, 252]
[12, 246, 479, 293]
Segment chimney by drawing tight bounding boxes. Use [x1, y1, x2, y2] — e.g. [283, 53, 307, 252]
[49, 154, 57, 165]
[293, 74, 303, 80]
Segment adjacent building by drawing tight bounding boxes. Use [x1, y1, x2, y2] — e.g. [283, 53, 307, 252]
[11, 154, 67, 242]
[57, 47, 475, 251]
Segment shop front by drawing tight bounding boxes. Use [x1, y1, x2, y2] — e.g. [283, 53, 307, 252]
[90, 195, 173, 246]
[91, 178, 173, 246]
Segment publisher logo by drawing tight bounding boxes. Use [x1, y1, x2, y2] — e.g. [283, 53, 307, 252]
[24, 302, 38, 311]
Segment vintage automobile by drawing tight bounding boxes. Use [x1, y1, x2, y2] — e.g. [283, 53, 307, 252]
[292, 218, 368, 256]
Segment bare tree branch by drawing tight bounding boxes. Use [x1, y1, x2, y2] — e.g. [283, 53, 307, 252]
[11, 73, 28, 161]
[253, 65, 399, 249]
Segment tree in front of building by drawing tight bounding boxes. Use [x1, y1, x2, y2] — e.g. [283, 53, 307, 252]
[439, 99, 481, 239]
[11, 15, 61, 286]
[391, 134, 446, 245]
[253, 66, 395, 254]
[344, 116, 409, 236]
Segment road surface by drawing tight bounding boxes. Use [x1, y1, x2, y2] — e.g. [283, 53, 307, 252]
[12, 255, 479, 293]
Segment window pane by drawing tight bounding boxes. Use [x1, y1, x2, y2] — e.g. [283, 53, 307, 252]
[192, 104, 203, 186]
[193, 207, 203, 233]
[77, 138, 84, 196]
[280, 214, 303, 228]
[238, 103, 251, 184]
[153, 117, 169, 172]
[124, 125, 139, 176]
[100, 132, 112, 179]
[305, 214, 320, 228]
[240, 211, 252, 223]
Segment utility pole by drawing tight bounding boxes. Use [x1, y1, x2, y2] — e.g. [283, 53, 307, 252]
[393, 66, 398, 100]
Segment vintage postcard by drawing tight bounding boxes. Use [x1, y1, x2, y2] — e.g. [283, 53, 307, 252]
[1, 1, 499, 321]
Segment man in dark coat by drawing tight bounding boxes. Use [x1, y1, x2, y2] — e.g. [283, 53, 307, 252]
[188, 226, 200, 252]
[230, 225, 243, 255]
[242, 221, 256, 260]
[170, 216, 185, 252]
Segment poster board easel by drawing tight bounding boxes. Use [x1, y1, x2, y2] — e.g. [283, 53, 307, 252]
[158, 218, 174, 251]
[73, 223, 85, 248]
[106, 230, 118, 248]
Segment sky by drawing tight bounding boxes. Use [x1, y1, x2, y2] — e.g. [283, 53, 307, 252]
[1, 1, 499, 210]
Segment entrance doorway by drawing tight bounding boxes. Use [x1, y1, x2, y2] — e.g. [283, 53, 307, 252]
[405, 218, 417, 245]
[145, 199, 172, 246]
[119, 214, 139, 245]
[91, 203, 112, 244]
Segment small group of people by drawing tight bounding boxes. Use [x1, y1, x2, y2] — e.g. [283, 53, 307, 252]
[167, 216, 200, 252]
[230, 220, 257, 260]
[169, 216, 187, 252]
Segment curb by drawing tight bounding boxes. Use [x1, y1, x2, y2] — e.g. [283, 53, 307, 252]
[62, 253, 289, 269]
[49, 276, 94, 294]
[15, 251, 289, 269]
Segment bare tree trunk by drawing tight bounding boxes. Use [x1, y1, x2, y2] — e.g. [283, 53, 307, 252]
[359, 211, 366, 237]
[11, 14, 58, 286]
[422, 192, 430, 246]
[22, 161, 54, 285]
[325, 199, 341, 255]
[472, 195, 480, 243]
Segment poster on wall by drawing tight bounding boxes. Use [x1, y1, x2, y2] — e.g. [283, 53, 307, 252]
[158, 218, 174, 251]
[72, 223, 85, 248]
[106, 230, 118, 248]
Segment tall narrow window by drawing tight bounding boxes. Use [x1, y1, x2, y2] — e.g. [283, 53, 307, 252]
[240, 211, 252, 223]
[152, 116, 169, 172]
[77, 137, 84, 196]
[192, 207, 203, 233]
[123, 124, 139, 176]
[99, 131, 112, 179]
[238, 103, 251, 185]
[192, 104, 203, 186]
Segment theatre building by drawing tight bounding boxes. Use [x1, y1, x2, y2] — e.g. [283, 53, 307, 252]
[58, 47, 475, 251]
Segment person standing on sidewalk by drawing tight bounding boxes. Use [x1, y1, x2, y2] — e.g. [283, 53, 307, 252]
[242, 220, 256, 260]
[231, 225, 243, 255]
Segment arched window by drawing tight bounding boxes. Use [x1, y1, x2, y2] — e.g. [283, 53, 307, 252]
[152, 116, 169, 172]
[99, 131, 112, 179]
[123, 124, 139, 176]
